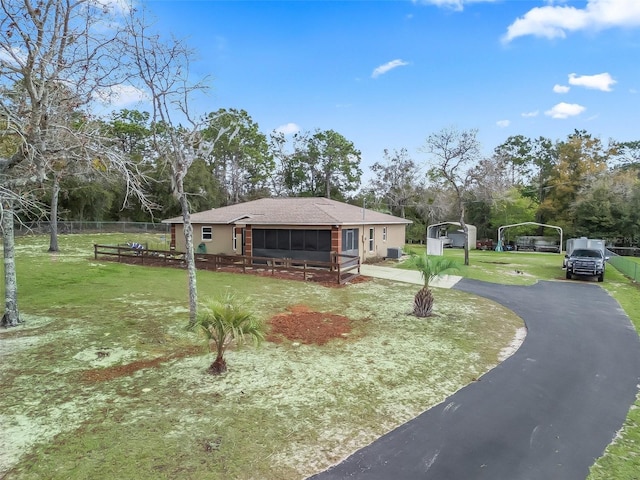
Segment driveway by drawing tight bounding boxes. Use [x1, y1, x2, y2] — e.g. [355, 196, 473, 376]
[310, 279, 640, 480]
[359, 264, 462, 288]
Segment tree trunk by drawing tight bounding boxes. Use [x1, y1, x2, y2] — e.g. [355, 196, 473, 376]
[180, 193, 198, 325]
[2, 207, 22, 327]
[48, 175, 60, 252]
[413, 286, 434, 317]
[460, 203, 470, 266]
[325, 171, 331, 199]
[208, 354, 227, 375]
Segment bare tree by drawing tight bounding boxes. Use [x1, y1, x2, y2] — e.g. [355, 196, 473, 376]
[422, 127, 481, 266]
[124, 12, 210, 324]
[369, 148, 419, 218]
[0, 0, 151, 327]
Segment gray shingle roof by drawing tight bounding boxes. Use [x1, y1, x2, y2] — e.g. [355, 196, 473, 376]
[163, 197, 412, 226]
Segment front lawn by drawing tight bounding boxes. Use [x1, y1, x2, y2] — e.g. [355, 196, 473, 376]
[0, 234, 522, 479]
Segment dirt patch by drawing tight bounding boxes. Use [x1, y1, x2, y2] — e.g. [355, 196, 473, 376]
[80, 346, 202, 383]
[267, 304, 353, 345]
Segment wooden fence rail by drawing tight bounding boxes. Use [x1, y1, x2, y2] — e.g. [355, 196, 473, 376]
[94, 245, 361, 284]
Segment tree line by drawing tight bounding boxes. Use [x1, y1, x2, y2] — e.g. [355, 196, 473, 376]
[26, 104, 640, 251]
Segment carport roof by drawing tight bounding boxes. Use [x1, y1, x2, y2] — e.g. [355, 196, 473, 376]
[162, 197, 412, 226]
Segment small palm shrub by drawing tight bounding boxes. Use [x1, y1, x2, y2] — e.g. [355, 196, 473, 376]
[187, 293, 265, 375]
[409, 253, 459, 317]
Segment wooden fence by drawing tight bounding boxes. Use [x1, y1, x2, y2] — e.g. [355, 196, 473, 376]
[94, 245, 361, 284]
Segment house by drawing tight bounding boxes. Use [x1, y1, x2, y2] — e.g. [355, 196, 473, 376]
[162, 197, 412, 264]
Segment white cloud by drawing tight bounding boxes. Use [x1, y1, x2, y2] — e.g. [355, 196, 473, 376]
[412, 0, 497, 12]
[553, 84, 570, 93]
[496, 120, 510, 128]
[371, 59, 409, 79]
[275, 123, 300, 135]
[94, 84, 149, 107]
[521, 110, 539, 118]
[95, 0, 133, 15]
[545, 102, 586, 119]
[502, 0, 640, 43]
[568, 72, 616, 91]
[0, 46, 27, 69]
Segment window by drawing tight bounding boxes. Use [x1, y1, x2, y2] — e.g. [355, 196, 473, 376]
[368, 228, 374, 251]
[383, 227, 387, 242]
[232, 229, 237, 251]
[202, 226, 213, 241]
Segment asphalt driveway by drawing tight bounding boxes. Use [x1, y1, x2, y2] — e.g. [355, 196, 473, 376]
[310, 279, 640, 480]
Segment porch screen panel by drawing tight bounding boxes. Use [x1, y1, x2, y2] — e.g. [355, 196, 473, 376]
[305, 230, 318, 251]
[265, 229, 277, 249]
[291, 230, 304, 250]
[278, 230, 290, 250]
[253, 229, 265, 249]
[318, 230, 331, 251]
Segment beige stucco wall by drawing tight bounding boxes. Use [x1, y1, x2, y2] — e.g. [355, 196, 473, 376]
[357, 223, 408, 262]
[172, 224, 236, 255]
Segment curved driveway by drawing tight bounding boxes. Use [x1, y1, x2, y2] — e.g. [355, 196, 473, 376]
[311, 279, 640, 480]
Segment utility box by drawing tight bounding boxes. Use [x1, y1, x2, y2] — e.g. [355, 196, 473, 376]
[386, 247, 403, 259]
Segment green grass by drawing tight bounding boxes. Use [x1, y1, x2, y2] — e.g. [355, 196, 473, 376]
[588, 266, 640, 480]
[401, 244, 565, 285]
[402, 245, 640, 479]
[1, 234, 523, 479]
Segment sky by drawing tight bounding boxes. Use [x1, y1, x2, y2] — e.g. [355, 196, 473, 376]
[113, 0, 640, 179]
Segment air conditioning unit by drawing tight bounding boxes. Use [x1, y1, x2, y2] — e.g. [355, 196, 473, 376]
[386, 247, 402, 259]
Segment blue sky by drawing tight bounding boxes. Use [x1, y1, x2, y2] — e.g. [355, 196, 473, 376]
[126, 0, 640, 176]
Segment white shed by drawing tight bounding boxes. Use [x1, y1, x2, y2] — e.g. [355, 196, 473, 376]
[426, 222, 477, 255]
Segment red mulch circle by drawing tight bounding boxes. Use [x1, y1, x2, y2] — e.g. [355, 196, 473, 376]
[267, 304, 352, 345]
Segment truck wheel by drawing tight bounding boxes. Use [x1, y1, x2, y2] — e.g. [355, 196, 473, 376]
[598, 274, 604, 282]
[566, 271, 572, 280]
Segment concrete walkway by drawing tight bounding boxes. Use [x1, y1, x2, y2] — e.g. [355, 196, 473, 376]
[359, 264, 462, 289]
[310, 279, 640, 480]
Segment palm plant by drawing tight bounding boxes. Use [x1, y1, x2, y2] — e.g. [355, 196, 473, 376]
[187, 293, 265, 375]
[411, 253, 459, 317]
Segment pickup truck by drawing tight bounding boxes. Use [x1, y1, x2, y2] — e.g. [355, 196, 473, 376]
[565, 248, 608, 282]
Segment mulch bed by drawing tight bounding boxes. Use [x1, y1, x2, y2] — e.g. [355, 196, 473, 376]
[267, 304, 353, 345]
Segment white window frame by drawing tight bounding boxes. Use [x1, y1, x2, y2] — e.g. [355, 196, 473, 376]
[232, 228, 237, 251]
[383, 227, 387, 242]
[368, 228, 374, 252]
[202, 226, 213, 242]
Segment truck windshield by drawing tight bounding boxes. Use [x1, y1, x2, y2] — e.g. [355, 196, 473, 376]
[572, 249, 602, 257]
